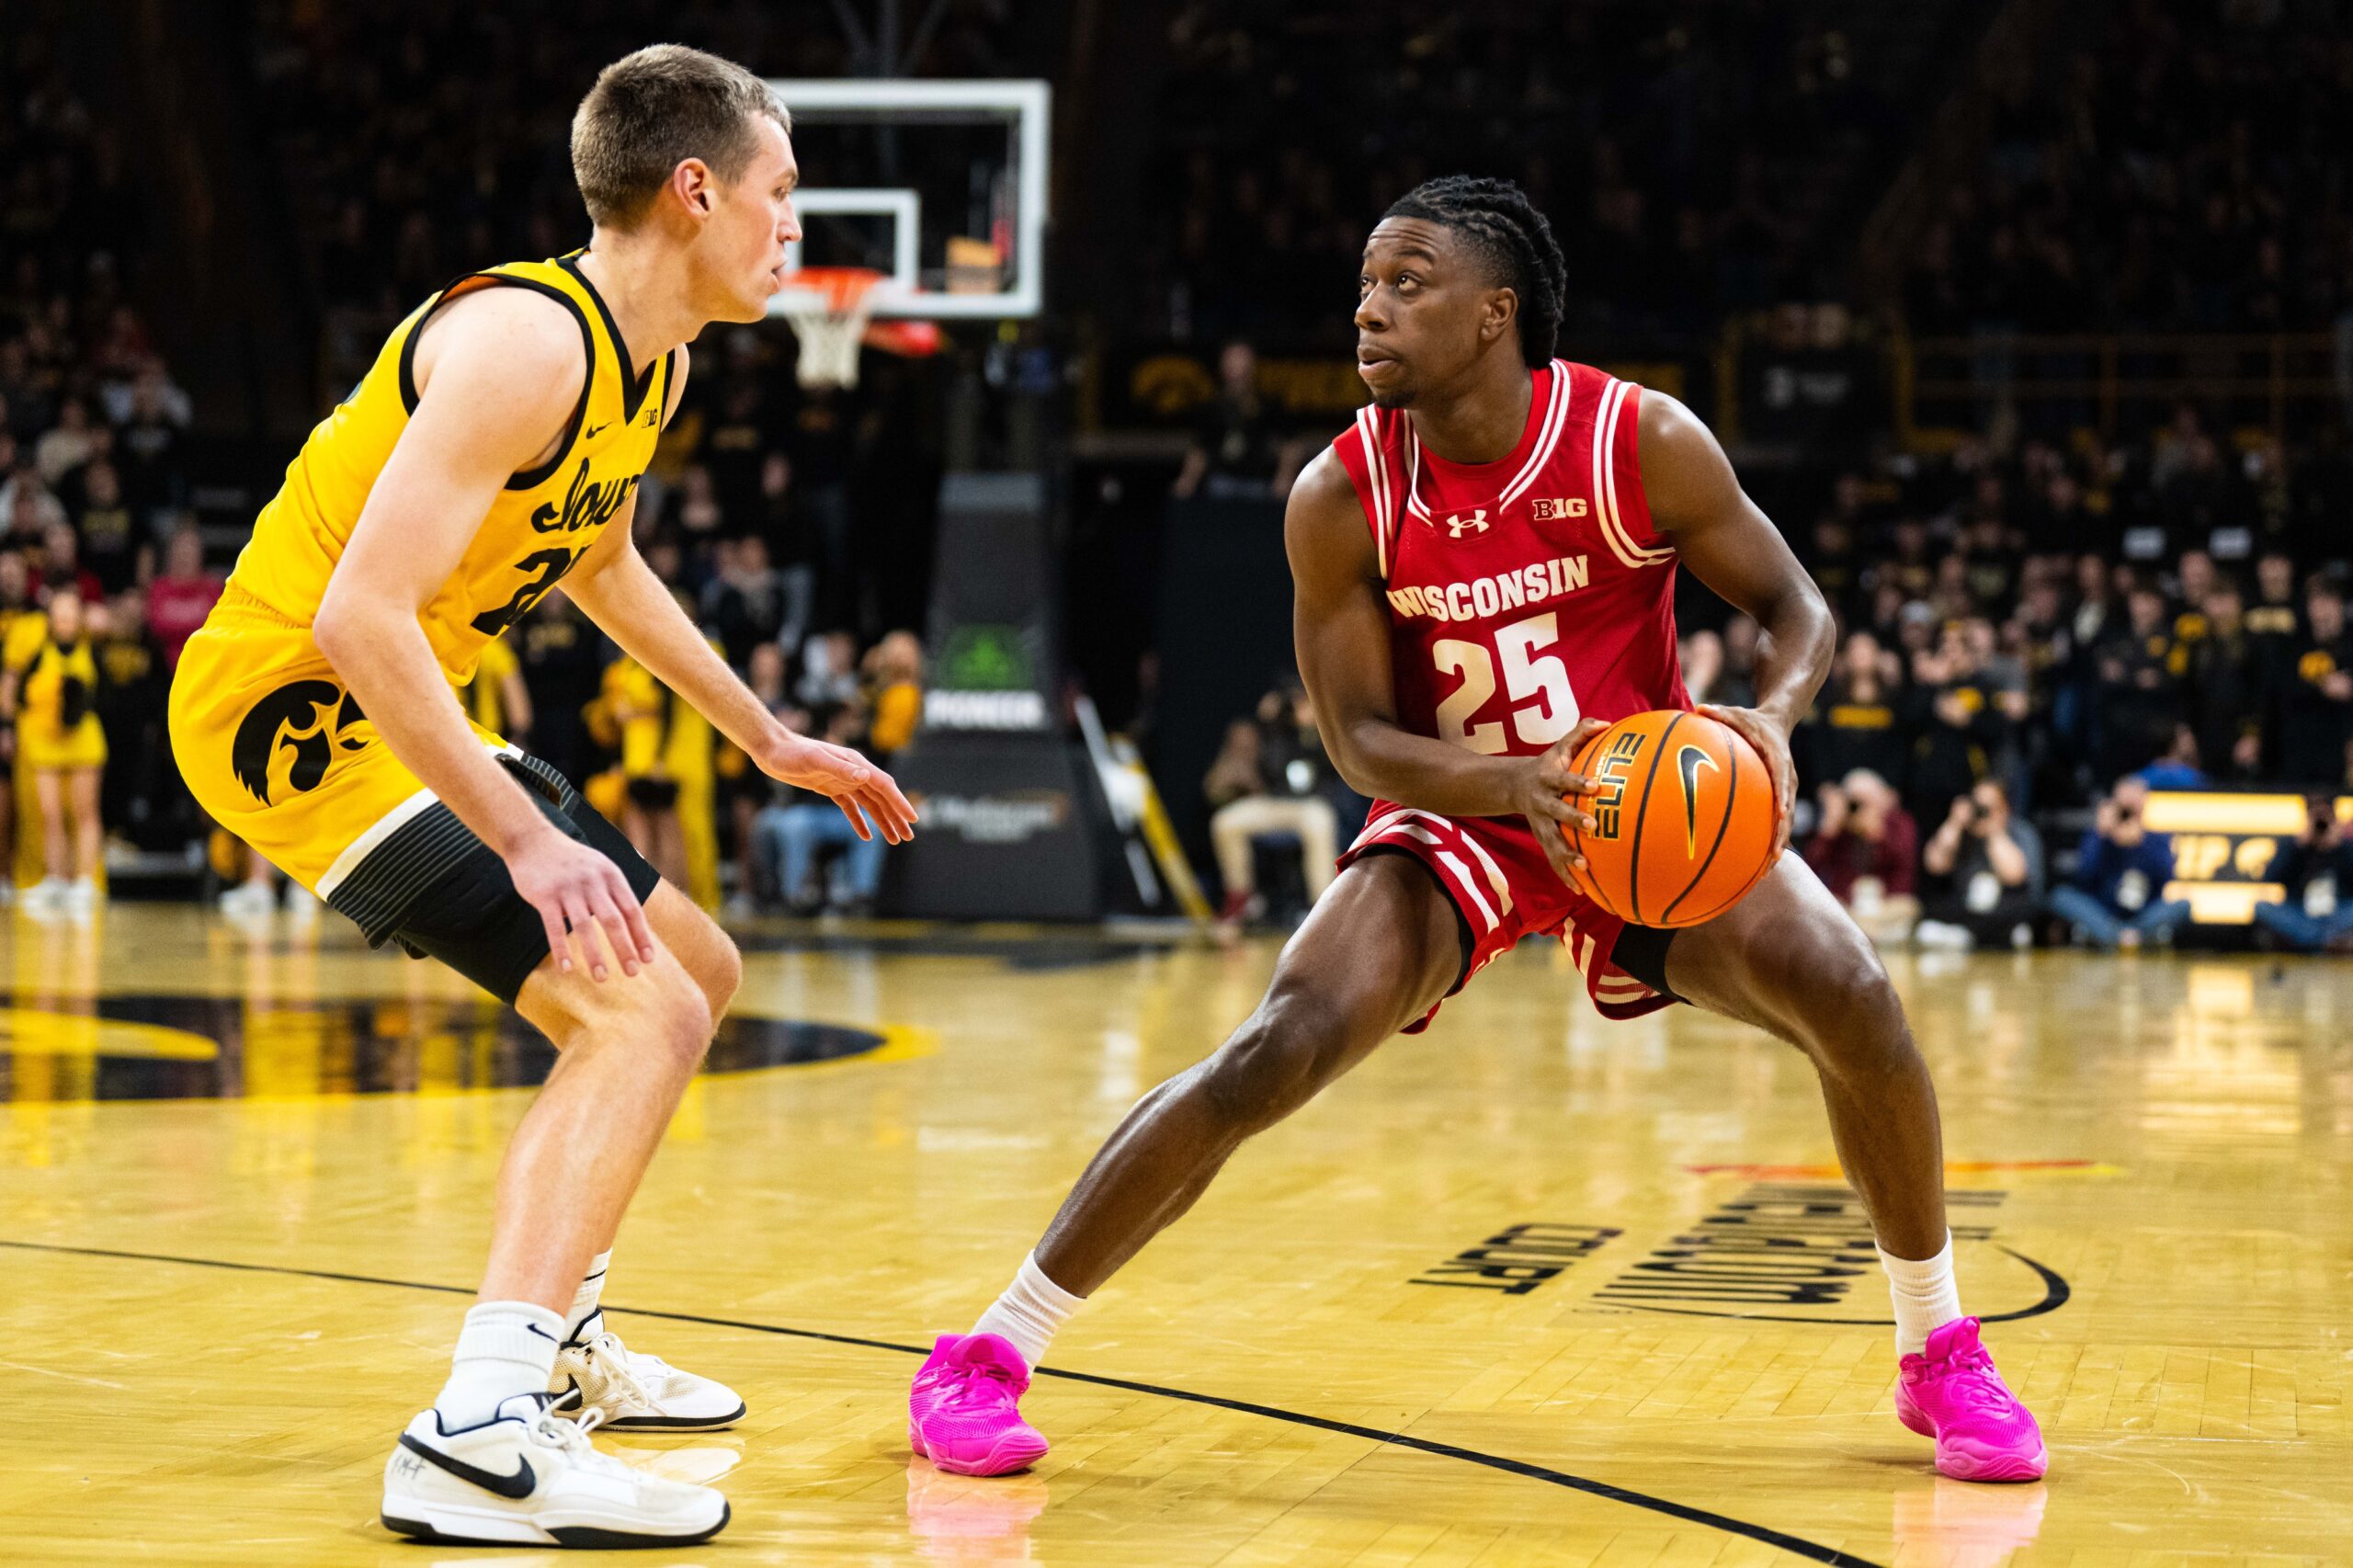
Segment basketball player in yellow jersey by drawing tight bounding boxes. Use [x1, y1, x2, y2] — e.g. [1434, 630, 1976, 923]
[167, 47, 916, 1550]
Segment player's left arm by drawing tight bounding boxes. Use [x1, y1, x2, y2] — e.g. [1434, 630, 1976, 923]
[1638, 390, 1836, 858]
[562, 346, 916, 844]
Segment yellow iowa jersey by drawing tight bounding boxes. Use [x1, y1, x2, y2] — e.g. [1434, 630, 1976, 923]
[168, 253, 676, 892]
[227, 253, 673, 684]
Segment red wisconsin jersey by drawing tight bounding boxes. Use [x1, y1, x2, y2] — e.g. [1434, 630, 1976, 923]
[1332, 360, 1689, 756]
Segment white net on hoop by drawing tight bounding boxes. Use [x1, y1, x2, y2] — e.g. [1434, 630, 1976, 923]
[779, 270, 881, 389]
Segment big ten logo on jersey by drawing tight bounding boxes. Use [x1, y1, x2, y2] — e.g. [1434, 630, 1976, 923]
[1530, 497, 1589, 521]
[1586, 729, 1647, 840]
[529, 460, 639, 537]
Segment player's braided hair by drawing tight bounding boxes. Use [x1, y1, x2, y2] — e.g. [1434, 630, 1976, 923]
[1383, 176, 1566, 368]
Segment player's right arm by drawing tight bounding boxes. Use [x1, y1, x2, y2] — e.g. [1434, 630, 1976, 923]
[313, 290, 654, 983]
[1285, 448, 1604, 886]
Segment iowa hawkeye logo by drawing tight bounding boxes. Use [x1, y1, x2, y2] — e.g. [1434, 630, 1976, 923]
[232, 680, 369, 805]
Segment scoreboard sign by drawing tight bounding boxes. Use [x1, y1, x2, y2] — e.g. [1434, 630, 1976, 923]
[2143, 792, 2353, 924]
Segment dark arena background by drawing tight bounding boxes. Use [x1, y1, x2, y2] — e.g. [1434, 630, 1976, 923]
[2, 1, 2349, 1562]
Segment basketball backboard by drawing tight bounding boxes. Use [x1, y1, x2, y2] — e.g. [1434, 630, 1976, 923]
[765, 78, 1050, 321]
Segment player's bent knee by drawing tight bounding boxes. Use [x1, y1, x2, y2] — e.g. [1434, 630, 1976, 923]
[527, 957, 714, 1076]
[698, 934, 744, 1017]
[1200, 989, 1355, 1134]
[1790, 937, 1908, 1069]
[647, 887, 742, 1019]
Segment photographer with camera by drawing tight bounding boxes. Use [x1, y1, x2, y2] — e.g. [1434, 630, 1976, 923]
[1801, 767, 1920, 943]
[1914, 778, 2044, 950]
[2249, 796, 2353, 953]
[2048, 776, 2191, 949]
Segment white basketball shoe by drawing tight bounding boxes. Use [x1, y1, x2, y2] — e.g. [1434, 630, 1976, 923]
[381, 1393, 730, 1548]
[550, 1318, 748, 1431]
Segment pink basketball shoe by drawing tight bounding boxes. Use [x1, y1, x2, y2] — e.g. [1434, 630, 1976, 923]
[908, 1334, 1051, 1477]
[1895, 1318, 2048, 1482]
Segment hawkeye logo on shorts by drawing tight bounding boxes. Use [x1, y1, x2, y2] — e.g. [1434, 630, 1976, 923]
[231, 680, 368, 805]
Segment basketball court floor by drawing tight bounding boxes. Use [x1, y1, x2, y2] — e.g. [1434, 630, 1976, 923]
[0, 904, 2345, 1564]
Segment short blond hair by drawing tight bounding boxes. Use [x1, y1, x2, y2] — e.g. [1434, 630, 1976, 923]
[571, 45, 789, 228]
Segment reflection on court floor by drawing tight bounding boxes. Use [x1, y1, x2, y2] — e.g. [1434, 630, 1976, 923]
[1, 905, 2347, 1565]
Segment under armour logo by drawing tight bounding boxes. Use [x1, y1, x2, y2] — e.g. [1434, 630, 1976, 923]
[1443, 510, 1490, 538]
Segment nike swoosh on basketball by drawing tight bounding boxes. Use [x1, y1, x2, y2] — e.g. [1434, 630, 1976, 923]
[398, 1434, 537, 1499]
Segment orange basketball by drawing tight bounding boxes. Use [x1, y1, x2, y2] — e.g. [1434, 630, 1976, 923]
[1563, 710, 1778, 929]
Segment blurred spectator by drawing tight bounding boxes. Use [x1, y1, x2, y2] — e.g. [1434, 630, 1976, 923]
[603, 653, 687, 889]
[517, 593, 606, 790]
[701, 534, 787, 668]
[93, 585, 166, 844]
[1173, 342, 1307, 501]
[2250, 798, 2353, 954]
[862, 631, 925, 758]
[1204, 684, 1342, 925]
[112, 368, 187, 525]
[1915, 779, 2043, 951]
[2279, 580, 2353, 788]
[2092, 584, 2181, 781]
[797, 629, 860, 710]
[72, 460, 141, 595]
[1805, 631, 1905, 791]
[754, 701, 885, 915]
[36, 520, 102, 601]
[33, 397, 94, 485]
[2, 587, 106, 914]
[726, 642, 799, 912]
[1802, 768, 1918, 944]
[2048, 778, 2189, 950]
[1905, 621, 2010, 825]
[459, 633, 533, 744]
[0, 470, 67, 540]
[145, 528, 222, 669]
[2183, 576, 2263, 780]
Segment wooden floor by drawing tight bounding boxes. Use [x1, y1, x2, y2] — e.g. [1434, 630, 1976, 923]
[0, 904, 2347, 1566]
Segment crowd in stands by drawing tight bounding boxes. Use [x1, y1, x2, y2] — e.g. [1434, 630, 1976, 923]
[0, 25, 207, 911]
[1905, 0, 2353, 335]
[1722, 405, 2353, 953]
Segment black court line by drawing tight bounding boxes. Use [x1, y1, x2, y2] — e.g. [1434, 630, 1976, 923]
[1, 1237, 1889, 1568]
[1603, 1246, 2072, 1326]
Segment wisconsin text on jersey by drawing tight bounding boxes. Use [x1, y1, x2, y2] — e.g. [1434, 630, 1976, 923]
[1384, 554, 1590, 623]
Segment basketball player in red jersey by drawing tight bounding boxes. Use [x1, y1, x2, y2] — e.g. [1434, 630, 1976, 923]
[909, 177, 2045, 1483]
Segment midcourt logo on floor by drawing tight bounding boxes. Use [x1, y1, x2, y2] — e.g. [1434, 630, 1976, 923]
[1586, 1184, 2002, 1315]
[1407, 1184, 2063, 1323]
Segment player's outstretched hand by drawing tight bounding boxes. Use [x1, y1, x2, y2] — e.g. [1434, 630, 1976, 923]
[761, 732, 920, 845]
[507, 825, 656, 983]
[1698, 704, 1797, 858]
[1516, 718, 1612, 895]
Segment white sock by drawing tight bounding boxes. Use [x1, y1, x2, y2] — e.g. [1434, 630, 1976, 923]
[1879, 1232, 1962, 1358]
[433, 1301, 565, 1428]
[971, 1252, 1086, 1370]
[564, 1249, 612, 1344]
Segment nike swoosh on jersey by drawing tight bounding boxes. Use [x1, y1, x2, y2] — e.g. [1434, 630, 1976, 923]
[399, 1434, 537, 1500]
[582, 421, 611, 439]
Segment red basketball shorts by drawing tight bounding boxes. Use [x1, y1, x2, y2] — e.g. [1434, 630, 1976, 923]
[1336, 800, 1677, 1031]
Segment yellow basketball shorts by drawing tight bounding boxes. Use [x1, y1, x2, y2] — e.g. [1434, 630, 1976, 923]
[167, 596, 656, 999]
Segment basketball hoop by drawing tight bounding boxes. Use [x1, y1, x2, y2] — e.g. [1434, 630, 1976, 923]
[778, 267, 884, 389]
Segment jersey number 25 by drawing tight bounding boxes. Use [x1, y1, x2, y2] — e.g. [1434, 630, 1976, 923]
[1432, 611, 1579, 755]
